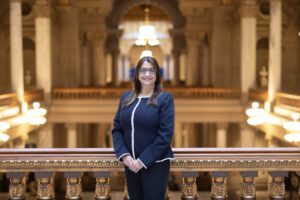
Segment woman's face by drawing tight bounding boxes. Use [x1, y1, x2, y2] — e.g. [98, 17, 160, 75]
[138, 61, 157, 88]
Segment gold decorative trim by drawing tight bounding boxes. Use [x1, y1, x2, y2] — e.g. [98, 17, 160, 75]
[0, 159, 300, 171]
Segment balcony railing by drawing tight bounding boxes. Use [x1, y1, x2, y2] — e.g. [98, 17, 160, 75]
[276, 92, 300, 113]
[24, 89, 44, 104]
[52, 87, 241, 100]
[0, 93, 18, 110]
[248, 89, 268, 103]
[0, 148, 299, 199]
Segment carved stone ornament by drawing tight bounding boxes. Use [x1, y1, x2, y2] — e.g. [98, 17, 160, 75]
[95, 177, 111, 200]
[37, 177, 55, 199]
[269, 177, 286, 199]
[181, 177, 198, 200]
[240, 177, 256, 199]
[66, 178, 82, 199]
[211, 177, 228, 199]
[9, 177, 25, 200]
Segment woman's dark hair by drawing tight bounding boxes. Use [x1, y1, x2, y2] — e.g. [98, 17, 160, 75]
[122, 56, 163, 108]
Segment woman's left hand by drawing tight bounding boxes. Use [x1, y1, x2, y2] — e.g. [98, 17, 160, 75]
[130, 160, 143, 173]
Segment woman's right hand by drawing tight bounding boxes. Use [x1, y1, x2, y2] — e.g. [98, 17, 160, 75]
[123, 155, 134, 168]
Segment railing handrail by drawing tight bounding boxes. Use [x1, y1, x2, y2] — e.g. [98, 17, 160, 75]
[0, 93, 18, 108]
[0, 148, 299, 172]
[52, 87, 241, 100]
[0, 147, 300, 154]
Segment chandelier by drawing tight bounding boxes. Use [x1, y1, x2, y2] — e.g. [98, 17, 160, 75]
[283, 112, 300, 142]
[245, 102, 266, 126]
[135, 5, 160, 47]
[26, 102, 47, 125]
[0, 121, 10, 142]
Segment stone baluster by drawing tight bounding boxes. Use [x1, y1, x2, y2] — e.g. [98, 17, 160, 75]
[35, 172, 55, 200]
[65, 172, 82, 200]
[268, 171, 288, 200]
[211, 171, 228, 200]
[240, 171, 258, 200]
[123, 179, 129, 200]
[181, 171, 198, 200]
[8, 172, 25, 200]
[94, 172, 111, 200]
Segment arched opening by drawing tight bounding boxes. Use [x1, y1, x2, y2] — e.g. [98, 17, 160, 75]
[105, 0, 185, 85]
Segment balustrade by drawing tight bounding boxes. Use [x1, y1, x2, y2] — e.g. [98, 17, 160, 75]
[52, 87, 241, 100]
[0, 148, 299, 199]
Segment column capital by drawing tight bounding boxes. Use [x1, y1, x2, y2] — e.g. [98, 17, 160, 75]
[239, 0, 258, 18]
[34, 0, 52, 18]
[106, 28, 122, 53]
[65, 123, 77, 130]
[169, 28, 186, 51]
[217, 123, 228, 130]
[185, 31, 204, 46]
[87, 31, 107, 46]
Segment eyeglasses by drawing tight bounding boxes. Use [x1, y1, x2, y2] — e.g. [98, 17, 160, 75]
[139, 68, 156, 75]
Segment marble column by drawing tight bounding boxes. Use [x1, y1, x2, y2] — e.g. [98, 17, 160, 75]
[174, 121, 182, 147]
[170, 29, 185, 86]
[267, 0, 282, 109]
[106, 29, 122, 86]
[172, 50, 180, 86]
[34, 0, 52, 103]
[87, 31, 106, 86]
[216, 123, 228, 148]
[56, 2, 80, 87]
[200, 35, 212, 86]
[81, 34, 91, 86]
[9, 0, 25, 105]
[240, 123, 255, 147]
[65, 123, 77, 148]
[239, 0, 258, 103]
[185, 32, 202, 86]
[38, 124, 53, 148]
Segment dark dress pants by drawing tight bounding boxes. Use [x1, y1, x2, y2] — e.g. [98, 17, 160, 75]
[125, 160, 170, 200]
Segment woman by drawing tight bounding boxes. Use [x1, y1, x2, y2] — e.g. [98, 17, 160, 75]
[112, 56, 175, 200]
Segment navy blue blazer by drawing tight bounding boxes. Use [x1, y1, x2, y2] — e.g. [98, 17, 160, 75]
[112, 91, 175, 169]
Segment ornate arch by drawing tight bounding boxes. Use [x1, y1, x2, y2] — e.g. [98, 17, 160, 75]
[106, 0, 185, 29]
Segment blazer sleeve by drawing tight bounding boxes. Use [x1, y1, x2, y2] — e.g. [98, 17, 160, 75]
[138, 93, 175, 168]
[112, 94, 130, 161]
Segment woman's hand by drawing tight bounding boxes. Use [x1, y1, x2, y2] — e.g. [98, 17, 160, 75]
[130, 160, 143, 173]
[123, 155, 134, 168]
